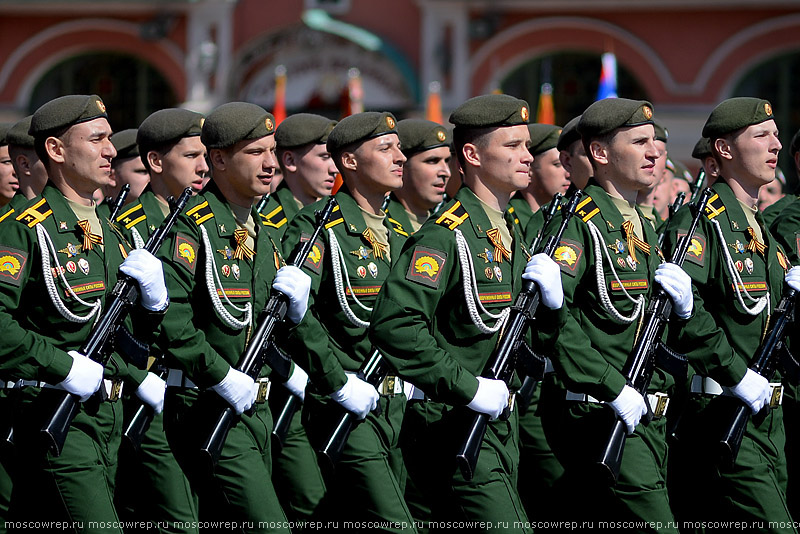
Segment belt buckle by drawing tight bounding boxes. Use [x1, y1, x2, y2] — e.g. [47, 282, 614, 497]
[649, 392, 669, 419]
[255, 378, 271, 404]
[769, 383, 784, 408]
[381, 376, 399, 397]
[107, 380, 123, 402]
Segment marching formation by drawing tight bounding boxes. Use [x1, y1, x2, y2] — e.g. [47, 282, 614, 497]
[0, 90, 797, 534]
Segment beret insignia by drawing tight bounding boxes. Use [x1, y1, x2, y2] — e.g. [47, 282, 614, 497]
[521, 107, 529, 121]
[643, 106, 653, 120]
[765, 103, 772, 116]
[436, 130, 446, 142]
[97, 100, 106, 113]
[266, 117, 274, 132]
[386, 116, 396, 129]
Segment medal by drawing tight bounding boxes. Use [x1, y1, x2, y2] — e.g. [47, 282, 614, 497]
[478, 248, 494, 264]
[485, 267, 493, 280]
[735, 260, 743, 273]
[350, 246, 372, 260]
[66, 261, 77, 274]
[608, 239, 626, 255]
[368, 262, 378, 278]
[78, 258, 90, 275]
[232, 264, 241, 280]
[221, 265, 231, 277]
[357, 265, 367, 278]
[744, 258, 754, 274]
[493, 265, 503, 282]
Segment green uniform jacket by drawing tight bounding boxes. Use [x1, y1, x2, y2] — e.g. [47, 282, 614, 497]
[383, 194, 414, 238]
[283, 187, 408, 395]
[508, 196, 535, 237]
[665, 181, 790, 386]
[369, 186, 566, 406]
[771, 193, 800, 265]
[261, 182, 302, 241]
[0, 183, 150, 385]
[763, 194, 797, 229]
[546, 179, 673, 401]
[157, 182, 281, 387]
[0, 194, 30, 225]
[114, 188, 165, 247]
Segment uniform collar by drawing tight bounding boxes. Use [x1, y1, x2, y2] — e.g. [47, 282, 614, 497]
[201, 181, 239, 238]
[712, 180, 749, 234]
[384, 193, 414, 235]
[274, 182, 301, 221]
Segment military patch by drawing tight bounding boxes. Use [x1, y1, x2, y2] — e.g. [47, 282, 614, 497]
[186, 201, 214, 225]
[479, 292, 512, 304]
[324, 206, 344, 230]
[575, 196, 599, 223]
[732, 281, 767, 293]
[15, 198, 52, 228]
[216, 287, 251, 299]
[67, 280, 106, 297]
[0, 247, 27, 286]
[553, 238, 583, 276]
[345, 285, 382, 297]
[610, 279, 648, 292]
[260, 205, 287, 229]
[174, 233, 198, 274]
[678, 230, 706, 267]
[704, 194, 725, 220]
[387, 217, 409, 237]
[117, 203, 146, 229]
[299, 233, 325, 274]
[435, 201, 469, 230]
[406, 246, 447, 289]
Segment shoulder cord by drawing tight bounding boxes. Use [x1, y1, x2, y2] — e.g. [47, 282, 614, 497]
[199, 225, 252, 330]
[587, 220, 645, 325]
[328, 228, 371, 328]
[131, 227, 145, 250]
[36, 224, 102, 324]
[709, 218, 768, 316]
[454, 228, 510, 334]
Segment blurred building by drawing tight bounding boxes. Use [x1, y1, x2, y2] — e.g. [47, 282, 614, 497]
[1, 0, 799, 180]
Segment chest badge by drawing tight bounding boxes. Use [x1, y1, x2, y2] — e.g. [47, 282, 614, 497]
[617, 257, 626, 269]
[231, 264, 241, 280]
[608, 239, 626, 255]
[367, 262, 378, 278]
[59, 221, 68, 230]
[744, 257, 754, 274]
[626, 255, 638, 271]
[58, 243, 83, 258]
[735, 260, 744, 273]
[484, 267, 494, 280]
[728, 240, 745, 254]
[66, 261, 77, 274]
[357, 265, 367, 278]
[221, 265, 231, 277]
[78, 258, 90, 275]
[350, 246, 372, 260]
[478, 248, 494, 264]
[218, 246, 234, 260]
[493, 265, 503, 282]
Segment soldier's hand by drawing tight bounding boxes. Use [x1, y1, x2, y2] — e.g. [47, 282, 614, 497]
[283, 364, 309, 402]
[120, 249, 169, 311]
[609, 385, 648, 435]
[522, 253, 563, 309]
[272, 266, 311, 323]
[732, 369, 771, 414]
[655, 263, 693, 318]
[330, 374, 378, 420]
[785, 266, 800, 292]
[211, 368, 257, 415]
[136, 372, 166, 414]
[467, 377, 509, 420]
[60, 351, 104, 402]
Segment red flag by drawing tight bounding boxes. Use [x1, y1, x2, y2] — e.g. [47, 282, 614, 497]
[536, 83, 555, 125]
[426, 81, 443, 124]
[272, 65, 287, 125]
[333, 68, 364, 194]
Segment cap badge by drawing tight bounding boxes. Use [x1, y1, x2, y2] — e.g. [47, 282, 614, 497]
[520, 107, 529, 121]
[386, 116, 396, 129]
[265, 117, 274, 131]
[96, 100, 106, 113]
[200, 118, 206, 128]
[765, 103, 773, 116]
[436, 130, 446, 142]
[642, 106, 653, 120]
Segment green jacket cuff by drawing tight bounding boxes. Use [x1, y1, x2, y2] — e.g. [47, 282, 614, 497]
[42, 350, 75, 384]
[713, 355, 748, 388]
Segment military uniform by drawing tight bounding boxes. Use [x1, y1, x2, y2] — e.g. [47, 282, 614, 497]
[763, 194, 798, 228]
[508, 196, 535, 234]
[260, 182, 301, 241]
[383, 193, 415, 238]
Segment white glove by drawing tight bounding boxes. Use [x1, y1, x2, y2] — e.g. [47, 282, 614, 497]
[330, 374, 379, 420]
[655, 262, 693, 319]
[272, 266, 311, 323]
[59, 351, 104, 402]
[785, 266, 800, 292]
[609, 385, 648, 435]
[211, 367, 256, 415]
[283, 364, 308, 402]
[467, 377, 510, 420]
[522, 253, 564, 309]
[731, 369, 771, 414]
[119, 249, 169, 311]
[135, 372, 166, 414]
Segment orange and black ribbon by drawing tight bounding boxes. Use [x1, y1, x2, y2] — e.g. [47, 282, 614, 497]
[232, 228, 255, 261]
[77, 220, 103, 251]
[746, 227, 767, 257]
[486, 227, 512, 263]
[362, 228, 388, 260]
[621, 220, 650, 264]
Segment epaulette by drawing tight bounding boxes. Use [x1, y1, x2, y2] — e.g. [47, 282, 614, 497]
[0, 208, 14, 224]
[260, 204, 287, 229]
[185, 200, 214, 225]
[704, 193, 726, 220]
[116, 202, 146, 229]
[387, 217, 409, 237]
[574, 195, 599, 223]
[507, 205, 520, 226]
[435, 201, 469, 230]
[324, 205, 344, 230]
[15, 198, 52, 228]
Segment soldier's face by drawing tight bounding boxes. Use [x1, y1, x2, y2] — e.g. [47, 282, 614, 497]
[160, 136, 209, 198]
[351, 133, 405, 193]
[477, 124, 533, 194]
[530, 148, 569, 199]
[399, 146, 451, 211]
[224, 135, 277, 199]
[654, 140, 668, 182]
[605, 124, 659, 191]
[59, 118, 116, 193]
[110, 156, 149, 203]
[292, 143, 337, 200]
[0, 145, 17, 205]
[727, 120, 782, 187]
[561, 142, 592, 190]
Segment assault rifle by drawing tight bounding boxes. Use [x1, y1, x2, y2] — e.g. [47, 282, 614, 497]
[689, 168, 706, 204]
[109, 184, 131, 222]
[199, 196, 338, 469]
[597, 188, 712, 484]
[456, 189, 583, 480]
[122, 355, 168, 452]
[41, 187, 193, 456]
[657, 191, 686, 249]
[255, 193, 270, 215]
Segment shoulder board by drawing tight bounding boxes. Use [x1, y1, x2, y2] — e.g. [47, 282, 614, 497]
[574, 195, 600, 223]
[507, 205, 520, 226]
[116, 202, 146, 229]
[15, 198, 52, 228]
[260, 204, 287, 229]
[185, 200, 214, 226]
[704, 193, 726, 220]
[0, 208, 14, 224]
[435, 201, 469, 230]
[324, 205, 344, 230]
[387, 217, 409, 237]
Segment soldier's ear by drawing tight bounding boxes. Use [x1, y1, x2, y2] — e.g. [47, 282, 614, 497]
[282, 150, 298, 173]
[714, 137, 733, 161]
[462, 143, 480, 168]
[209, 148, 227, 171]
[559, 150, 572, 173]
[588, 140, 608, 166]
[341, 150, 357, 171]
[147, 151, 163, 174]
[45, 136, 66, 164]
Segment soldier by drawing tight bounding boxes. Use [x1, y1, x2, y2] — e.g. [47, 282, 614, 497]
[104, 129, 149, 206]
[0, 124, 16, 210]
[537, 98, 692, 529]
[763, 128, 800, 227]
[369, 94, 565, 531]
[282, 111, 415, 531]
[6, 116, 48, 204]
[0, 94, 167, 530]
[637, 121, 669, 231]
[666, 97, 799, 531]
[692, 136, 719, 189]
[156, 102, 310, 530]
[558, 115, 593, 192]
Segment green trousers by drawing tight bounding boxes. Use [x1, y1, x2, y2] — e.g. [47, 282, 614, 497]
[303, 392, 416, 533]
[164, 388, 288, 533]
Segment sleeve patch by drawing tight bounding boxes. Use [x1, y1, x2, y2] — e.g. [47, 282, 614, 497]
[553, 238, 583, 276]
[174, 233, 198, 274]
[0, 246, 28, 286]
[299, 233, 325, 275]
[678, 230, 705, 267]
[406, 246, 447, 289]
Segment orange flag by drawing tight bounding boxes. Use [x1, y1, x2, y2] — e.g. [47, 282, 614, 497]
[426, 81, 443, 124]
[536, 83, 555, 125]
[333, 68, 365, 194]
[272, 65, 287, 125]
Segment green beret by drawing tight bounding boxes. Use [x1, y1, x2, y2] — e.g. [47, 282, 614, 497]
[7, 116, 34, 148]
[578, 98, 654, 139]
[110, 129, 139, 160]
[449, 94, 530, 129]
[702, 97, 774, 139]
[327, 112, 398, 155]
[0, 123, 12, 146]
[653, 121, 668, 143]
[29, 94, 108, 136]
[275, 113, 337, 149]
[691, 137, 712, 160]
[202, 102, 275, 149]
[789, 129, 800, 158]
[137, 108, 203, 151]
[557, 115, 582, 152]
[528, 124, 562, 156]
[396, 119, 450, 155]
